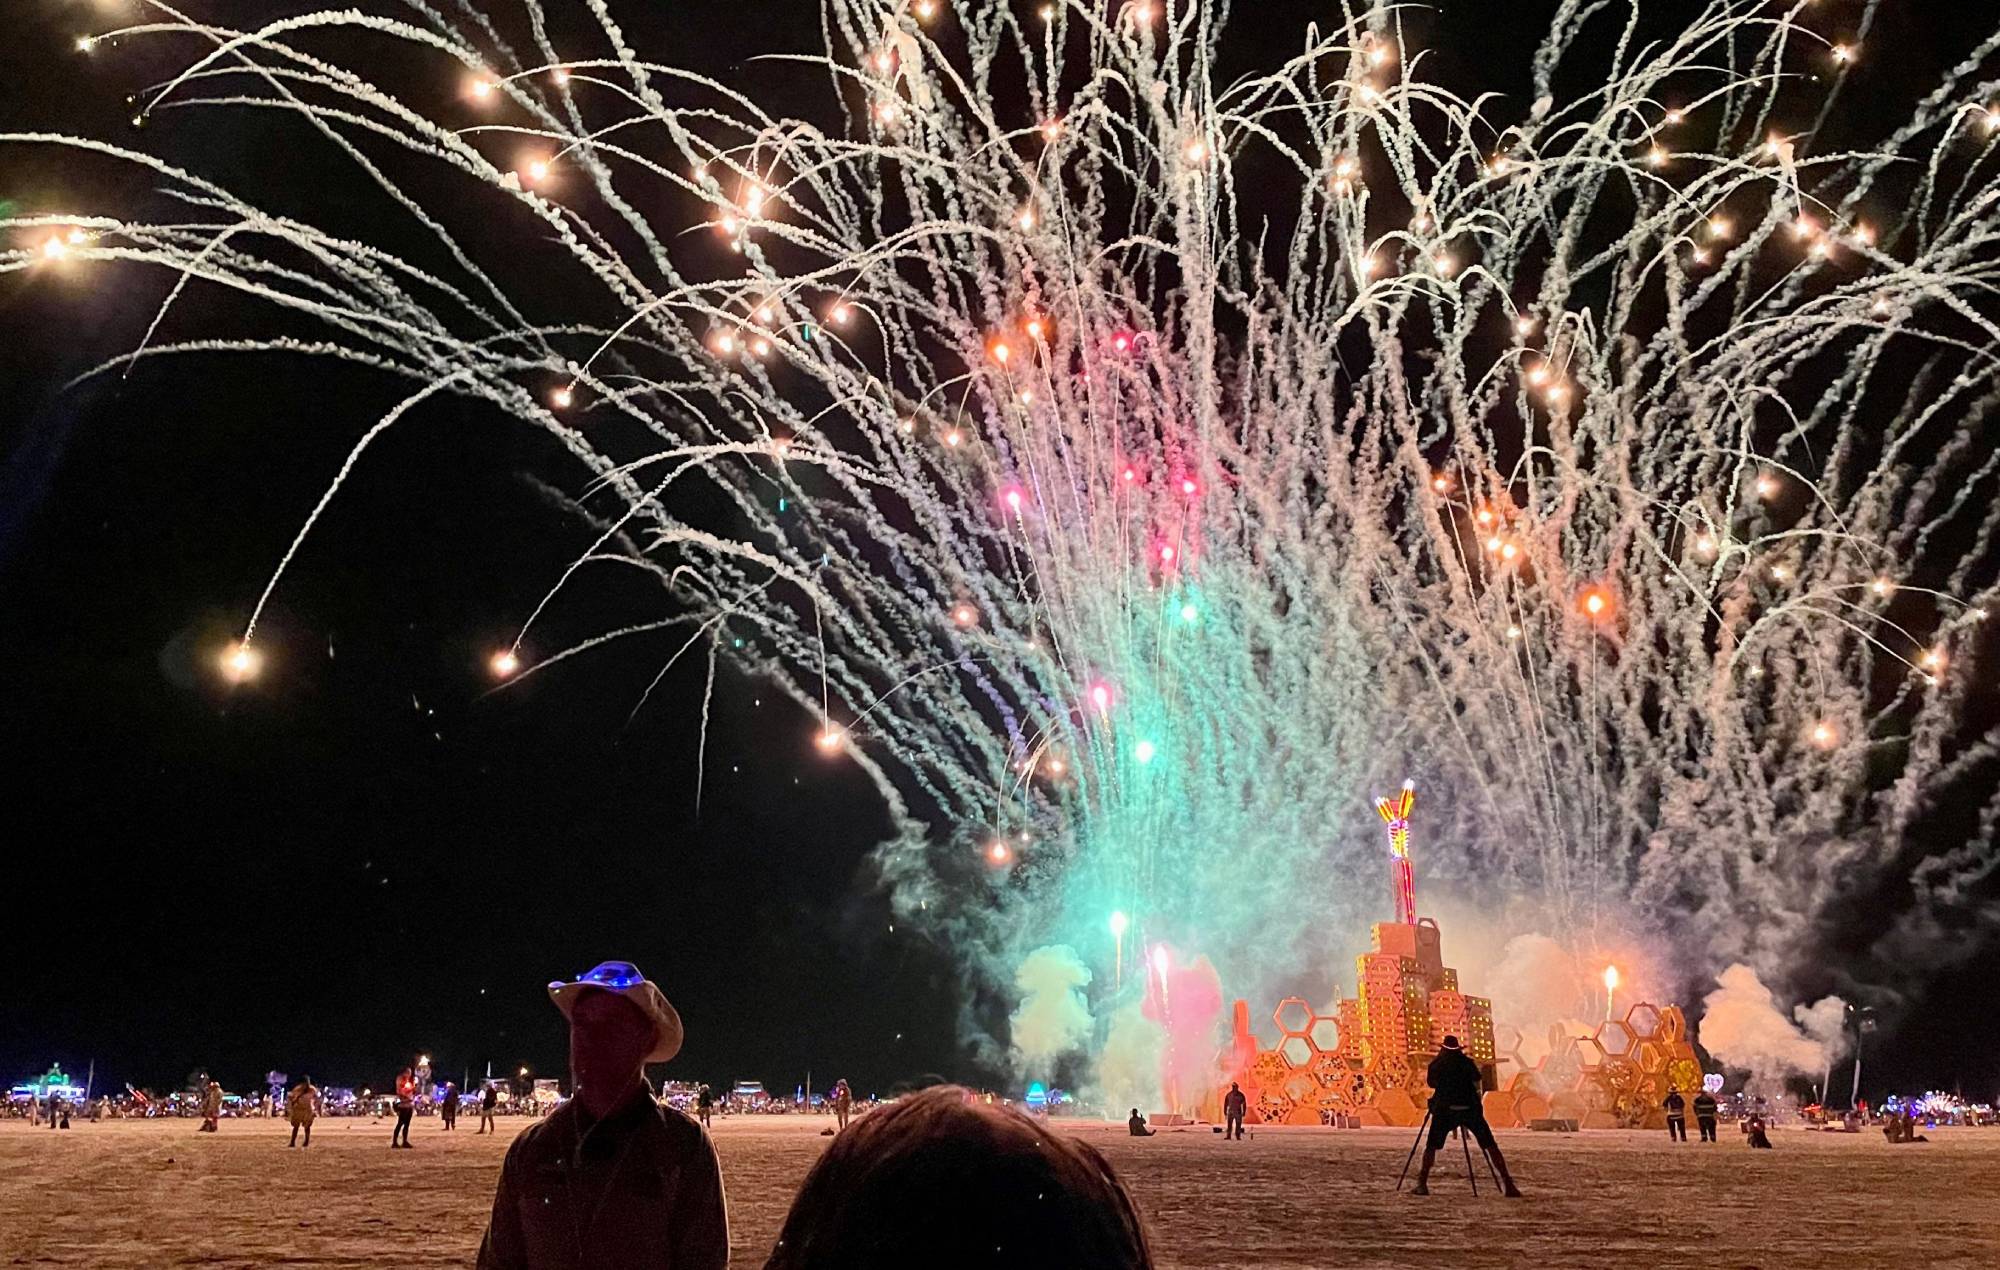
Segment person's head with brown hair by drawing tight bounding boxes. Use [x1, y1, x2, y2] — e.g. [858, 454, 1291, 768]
[764, 1085, 1154, 1269]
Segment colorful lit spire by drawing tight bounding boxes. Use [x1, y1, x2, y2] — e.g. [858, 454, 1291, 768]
[1375, 779, 1417, 925]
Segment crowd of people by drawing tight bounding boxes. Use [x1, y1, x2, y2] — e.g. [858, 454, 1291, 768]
[15, 957, 1989, 1268]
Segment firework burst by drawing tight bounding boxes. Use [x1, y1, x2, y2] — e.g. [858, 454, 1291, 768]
[10, 0, 2000, 1076]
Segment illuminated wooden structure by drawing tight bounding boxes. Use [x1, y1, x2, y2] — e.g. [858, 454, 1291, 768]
[1209, 780, 1703, 1128]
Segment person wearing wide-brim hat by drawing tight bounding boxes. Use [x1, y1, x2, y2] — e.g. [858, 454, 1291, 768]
[476, 960, 728, 1270]
[1412, 1035, 1522, 1198]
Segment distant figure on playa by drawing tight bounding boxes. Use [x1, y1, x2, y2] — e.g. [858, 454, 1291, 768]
[1412, 1035, 1521, 1197]
[391, 1067, 417, 1148]
[287, 1077, 319, 1148]
[1744, 1112, 1772, 1148]
[441, 1083, 461, 1131]
[200, 1081, 223, 1132]
[766, 1086, 1154, 1268]
[1693, 1090, 1719, 1142]
[47, 1094, 68, 1130]
[831, 1079, 854, 1131]
[1663, 1089, 1687, 1142]
[1883, 1112, 1929, 1144]
[478, 1082, 498, 1134]
[476, 960, 728, 1270]
[697, 1083, 715, 1129]
[1127, 1109, 1155, 1137]
[1222, 1083, 1247, 1140]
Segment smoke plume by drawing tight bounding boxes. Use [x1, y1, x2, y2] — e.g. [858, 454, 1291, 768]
[1008, 945, 1094, 1076]
[1698, 964, 1847, 1085]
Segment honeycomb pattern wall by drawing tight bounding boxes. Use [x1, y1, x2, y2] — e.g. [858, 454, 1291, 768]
[1215, 920, 1700, 1131]
[1483, 1004, 1702, 1128]
[1218, 918, 1495, 1128]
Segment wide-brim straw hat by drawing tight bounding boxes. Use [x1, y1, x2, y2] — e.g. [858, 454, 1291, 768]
[547, 961, 684, 1063]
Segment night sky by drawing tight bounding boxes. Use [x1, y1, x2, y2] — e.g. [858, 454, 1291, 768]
[3, 1, 1996, 1102]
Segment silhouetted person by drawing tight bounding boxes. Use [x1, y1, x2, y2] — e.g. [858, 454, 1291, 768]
[478, 1083, 498, 1133]
[1222, 1083, 1247, 1140]
[477, 960, 727, 1270]
[765, 1086, 1154, 1269]
[441, 1083, 460, 1131]
[287, 1078, 318, 1148]
[391, 1067, 416, 1148]
[1413, 1035, 1521, 1197]
[697, 1083, 715, 1130]
[1127, 1109, 1155, 1137]
[199, 1081, 222, 1132]
[831, 1079, 853, 1131]
[1663, 1089, 1687, 1142]
[1693, 1090, 1718, 1142]
[1745, 1113, 1772, 1148]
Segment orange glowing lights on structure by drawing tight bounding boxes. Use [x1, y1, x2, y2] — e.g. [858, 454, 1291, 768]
[1213, 793, 1705, 1131]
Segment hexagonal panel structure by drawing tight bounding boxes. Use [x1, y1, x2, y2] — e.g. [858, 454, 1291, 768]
[1308, 1016, 1341, 1053]
[1279, 1035, 1313, 1067]
[1624, 1003, 1663, 1037]
[1666, 1058, 1701, 1092]
[1594, 1020, 1635, 1057]
[1274, 997, 1313, 1036]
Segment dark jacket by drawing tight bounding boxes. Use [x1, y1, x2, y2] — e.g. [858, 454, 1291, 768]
[1425, 1048, 1484, 1111]
[1664, 1091, 1686, 1116]
[476, 1082, 729, 1270]
[1222, 1089, 1247, 1118]
[1693, 1093, 1719, 1118]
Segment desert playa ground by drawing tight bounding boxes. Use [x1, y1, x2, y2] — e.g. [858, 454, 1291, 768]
[2, 1115, 1996, 1268]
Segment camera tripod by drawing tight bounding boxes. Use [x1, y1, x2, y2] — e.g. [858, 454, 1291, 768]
[1394, 1108, 1502, 1194]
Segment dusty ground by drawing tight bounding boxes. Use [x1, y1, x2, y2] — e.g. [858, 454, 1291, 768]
[3, 1115, 1996, 1268]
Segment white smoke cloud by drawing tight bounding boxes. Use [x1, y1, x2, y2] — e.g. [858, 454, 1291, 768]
[1792, 995, 1852, 1064]
[1091, 1002, 1164, 1115]
[1698, 964, 1847, 1085]
[1008, 945, 1094, 1075]
[1487, 933, 1588, 1034]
